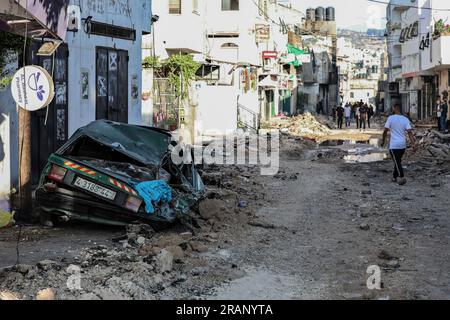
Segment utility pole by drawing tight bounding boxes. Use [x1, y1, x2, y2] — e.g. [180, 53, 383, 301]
[18, 106, 32, 221]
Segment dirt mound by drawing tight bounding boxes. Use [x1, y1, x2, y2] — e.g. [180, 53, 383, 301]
[264, 113, 332, 138]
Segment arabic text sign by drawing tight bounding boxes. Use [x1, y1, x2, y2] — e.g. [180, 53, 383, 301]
[255, 24, 270, 43]
[11, 65, 55, 111]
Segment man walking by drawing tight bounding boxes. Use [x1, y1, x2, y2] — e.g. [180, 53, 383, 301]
[336, 104, 345, 129]
[382, 104, 417, 186]
[368, 105, 375, 129]
[359, 104, 368, 131]
[437, 97, 442, 131]
[440, 98, 448, 133]
[344, 103, 352, 128]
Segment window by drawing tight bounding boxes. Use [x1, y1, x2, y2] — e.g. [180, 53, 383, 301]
[222, 0, 239, 11]
[192, 0, 198, 13]
[350, 92, 354, 99]
[196, 64, 220, 81]
[169, 0, 181, 14]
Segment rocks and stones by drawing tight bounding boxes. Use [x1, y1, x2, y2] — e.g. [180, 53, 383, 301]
[164, 246, 184, 261]
[37, 260, 58, 271]
[359, 223, 370, 231]
[154, 249, 173, 273]
[0, 291, 20, 300]
[36, 288, 56, 300]
[378, 250, 398, 261]
[199, 199, 228, 220]
[136, 236, 146, 246]
[189, 241, 209, 253]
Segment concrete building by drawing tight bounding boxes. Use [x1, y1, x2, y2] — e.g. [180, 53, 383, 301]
[386, 0, 450, 119]
[298, 7, 338, 115]
[0, 0, 151, 210]
[146, 0, 306, 141]
[337, 31, 387, 110]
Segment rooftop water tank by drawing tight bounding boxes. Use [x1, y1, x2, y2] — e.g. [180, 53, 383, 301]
[315, 7, 325, 21]
[306, 8, 316, 21]
[326, 7, 335, 21]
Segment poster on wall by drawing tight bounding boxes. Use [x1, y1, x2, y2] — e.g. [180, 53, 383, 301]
[131, 74, 139, 100]
[81, 70, 89, 100]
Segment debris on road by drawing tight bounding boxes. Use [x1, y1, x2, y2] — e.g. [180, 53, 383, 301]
[0, 291, 20, 300]
[36, 288, 56, 301]
[414, 130, 450, 159]
[263, 113, 332, 138]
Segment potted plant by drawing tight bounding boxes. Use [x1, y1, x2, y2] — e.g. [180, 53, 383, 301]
[433, 19, 450, 39]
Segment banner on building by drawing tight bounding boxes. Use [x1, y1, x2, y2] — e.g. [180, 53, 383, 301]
[255, 24, 270, 43]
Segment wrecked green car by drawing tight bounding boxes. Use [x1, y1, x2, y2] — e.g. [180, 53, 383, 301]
[36, 120, 204, 227]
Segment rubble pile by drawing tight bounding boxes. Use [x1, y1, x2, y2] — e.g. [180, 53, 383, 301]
[265, 113, 332, 138]
[0, 163, 267, 300]
[415, 130, 450, 159]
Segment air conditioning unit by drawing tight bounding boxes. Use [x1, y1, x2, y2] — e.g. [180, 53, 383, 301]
[388, 82, 399, 94]
[67, 5, 81, 32]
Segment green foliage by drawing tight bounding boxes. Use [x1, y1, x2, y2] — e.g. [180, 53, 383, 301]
[143, 54, 200, 101]
[0, 30, 26, 86]
[434, 19, 450, 36]
[142, 55, 161, 69]
[165, 54, 200, 101]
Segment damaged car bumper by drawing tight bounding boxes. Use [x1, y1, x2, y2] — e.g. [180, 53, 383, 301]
[36, 120, 204, 226]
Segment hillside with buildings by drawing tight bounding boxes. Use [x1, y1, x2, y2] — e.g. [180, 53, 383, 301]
[337, 29, 388, 110]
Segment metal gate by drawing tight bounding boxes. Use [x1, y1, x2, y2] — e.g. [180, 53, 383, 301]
[153, 78, 179, 131]
[96, 47, 128, 123]
[30, 42, 69, 184]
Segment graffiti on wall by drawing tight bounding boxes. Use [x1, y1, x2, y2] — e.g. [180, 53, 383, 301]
[86, 0, 132, 17]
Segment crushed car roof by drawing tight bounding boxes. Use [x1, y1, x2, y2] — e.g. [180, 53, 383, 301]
[59, 120, 172, 166]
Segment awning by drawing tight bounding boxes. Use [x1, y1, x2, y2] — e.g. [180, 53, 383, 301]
[0, 0, 69, 40]
[258, 75, 278, 89]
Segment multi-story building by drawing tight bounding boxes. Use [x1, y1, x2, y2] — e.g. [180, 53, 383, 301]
[386, 0, 450, 119]
[0, 0, 152, 210]
[146, 0, 306, 142]
[298, 7, 338, 114]
[338, 33, 386, 107]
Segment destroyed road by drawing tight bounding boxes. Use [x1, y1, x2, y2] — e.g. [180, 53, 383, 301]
[1, 126, 450, 300]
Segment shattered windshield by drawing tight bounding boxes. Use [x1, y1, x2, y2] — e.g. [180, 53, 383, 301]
[58, 120, 172, 166]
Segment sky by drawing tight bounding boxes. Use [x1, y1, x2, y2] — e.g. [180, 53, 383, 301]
[292, 0, 388, 31]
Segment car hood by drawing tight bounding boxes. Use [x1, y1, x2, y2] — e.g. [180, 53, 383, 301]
[58, 120, 172, 167]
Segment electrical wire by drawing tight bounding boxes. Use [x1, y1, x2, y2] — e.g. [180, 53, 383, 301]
[367, 0, 450, 11]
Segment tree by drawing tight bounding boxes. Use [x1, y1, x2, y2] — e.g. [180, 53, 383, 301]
[0, 30, 26, 89]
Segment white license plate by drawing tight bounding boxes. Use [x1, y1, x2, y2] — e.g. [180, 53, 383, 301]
[74, 177, 117, 201]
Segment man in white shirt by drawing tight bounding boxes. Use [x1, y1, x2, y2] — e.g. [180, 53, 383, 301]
[382, 104, 417, 185]
[344, 103, 352, 128]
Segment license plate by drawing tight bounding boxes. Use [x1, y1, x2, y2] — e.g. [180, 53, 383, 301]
[74, 177, 117, 201]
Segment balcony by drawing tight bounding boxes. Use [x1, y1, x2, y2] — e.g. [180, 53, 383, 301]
[391, 56, 402, 69]
[432, 34, 450, 67]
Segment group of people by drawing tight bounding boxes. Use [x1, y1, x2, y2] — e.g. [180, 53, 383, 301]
[436, 97, 448, 133]
[332, 100, 375, 130]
